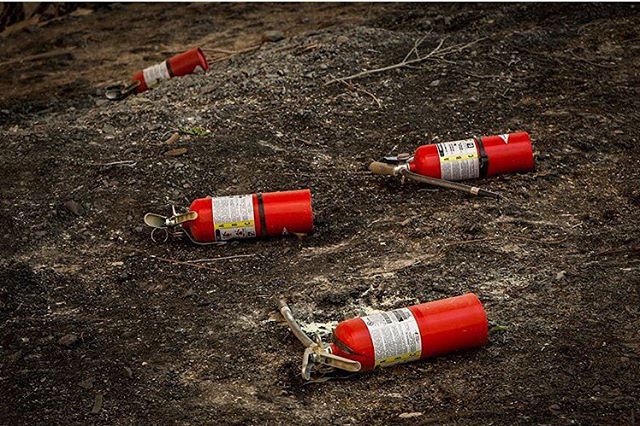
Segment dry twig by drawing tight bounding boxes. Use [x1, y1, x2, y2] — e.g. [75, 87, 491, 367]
[337, 79, 382, 107]
[91, 160, 137, 167]
[203, 45, 261, 64]
[145, 254, 220, 272]
[325, 37, 487, 85]
[186, 254, 255, 263]
[0, 48, 74, 68]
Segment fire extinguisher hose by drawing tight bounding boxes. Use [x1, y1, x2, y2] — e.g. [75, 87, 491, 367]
[369, 161, 500, 198]
[278, 299, 314, 348]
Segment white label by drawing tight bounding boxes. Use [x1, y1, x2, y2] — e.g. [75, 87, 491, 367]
[436, 138, 480, 181]
[361, 308, 422, 367]
[142, 61, 171, 88]
[499, 134, 509, 144]
[211, 195, 256, 241]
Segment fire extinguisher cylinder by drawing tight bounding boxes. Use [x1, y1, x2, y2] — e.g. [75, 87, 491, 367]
[329, 293, 488, 371]
[409, 132, 534, 181]
[132, 47, 209, 93]
[183, 189, 314, 243]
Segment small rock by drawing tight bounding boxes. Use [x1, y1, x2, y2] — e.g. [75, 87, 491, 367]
[70, 8, 94, 17]
[78, 378, 94, 389]
[555, 270, 567, 281]
[58, 333, 79, 347]
[124, 366, 133, 378]
[430, 79, 440, 87]
[8, 350, 22, 363]
[165, 147, 188, 157]
[399, 412, 423, 419]
[548, 404, 561, 414]
[91, 393, 103, 414]
[64, 200, 85, 216]
[165, 133, 180, 144]
[262, 30, 284, 43]
[135, 226, 144, 233]
[336, 35, 349, 45]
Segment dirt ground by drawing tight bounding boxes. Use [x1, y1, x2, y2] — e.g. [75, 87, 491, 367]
[1, 3, 639, 425]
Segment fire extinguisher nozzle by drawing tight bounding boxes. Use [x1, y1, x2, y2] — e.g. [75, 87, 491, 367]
[369, 161, 398, 176]
[477, 188, 501, 199]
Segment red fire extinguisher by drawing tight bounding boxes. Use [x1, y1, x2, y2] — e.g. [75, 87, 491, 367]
[144, 189, 314, 244]
[369, 132, 534, 197]
[105, 47, 209, 100]
[280, 293, 488, 380]
[408, 132, 535, 180]
[132, 47, 209, 93]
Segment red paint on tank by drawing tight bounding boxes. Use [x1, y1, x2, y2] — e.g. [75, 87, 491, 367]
[330, 293, 488, 372]
[409, 132, 534, 181]
[181, 189, 313, 243]
[132, 47, 209, 93]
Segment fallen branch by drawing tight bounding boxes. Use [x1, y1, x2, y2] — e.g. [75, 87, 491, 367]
[443, 235, 567, 247]
[91, 160, 137, 167]
[146, 254, 220, 272]
[0, 48, 74, 68]
[337, 79, 382, 108]
[186, 254, 255, 263]
[203, 44, 261, 64]
[325, 37, 487, 85]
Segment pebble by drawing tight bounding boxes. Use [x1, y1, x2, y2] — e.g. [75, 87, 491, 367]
[262, 30, 284, 42]
[399, 412, 423, 419]
[430, 79, 440, 87]
[64, 200, 85, 216]
[58, 333, 79, 347]
[91, 393, 103, 414]
[555, 270, 567, 281]
[336, 35, 349, 45]
[165, 147, 188, 157]
[78, 378, 94, 389]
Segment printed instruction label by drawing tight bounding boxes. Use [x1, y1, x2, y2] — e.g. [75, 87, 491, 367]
[436, 138, 480, 181]
[142, 61, 171, 88]
[361, 308, 422, 367]
[211, 195, 256, 241]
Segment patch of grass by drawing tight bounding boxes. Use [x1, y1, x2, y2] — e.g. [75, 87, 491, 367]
[178, 126, 211, 136]
[489, 325, 509, 334]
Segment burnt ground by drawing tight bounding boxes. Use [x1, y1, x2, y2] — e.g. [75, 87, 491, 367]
[1, 3, 640, 425]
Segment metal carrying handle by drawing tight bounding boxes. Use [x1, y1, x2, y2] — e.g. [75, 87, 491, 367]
[278, 299, 361, 381]
[104, 80, 141, 101]
[143, 206, 209, 244]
